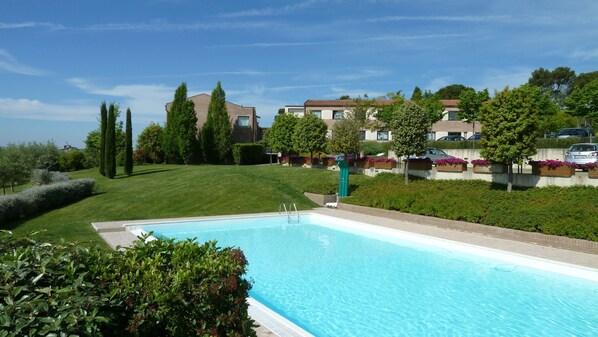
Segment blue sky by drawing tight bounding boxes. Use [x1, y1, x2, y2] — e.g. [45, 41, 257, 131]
[1, 0, 597, 148]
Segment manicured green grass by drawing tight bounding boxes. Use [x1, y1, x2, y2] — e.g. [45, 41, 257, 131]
[4, 164, 363, 247]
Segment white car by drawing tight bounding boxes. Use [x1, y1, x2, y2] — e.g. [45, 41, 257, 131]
[564, 143, 598, 167]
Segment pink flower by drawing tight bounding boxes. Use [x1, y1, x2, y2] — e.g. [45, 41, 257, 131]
[436, 158, 468, 165]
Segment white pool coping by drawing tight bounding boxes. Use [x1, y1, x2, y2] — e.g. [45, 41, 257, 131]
[93, 209, 598, 337]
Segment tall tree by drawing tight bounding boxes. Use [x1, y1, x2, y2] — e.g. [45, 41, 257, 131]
[164, 84, 187, 163]
[136, 122, 165, 164]
[435, 84, 473, 99]
[376, 93, 404, 124]
[99, 101, 107, 176]
[410, 86, 422, 101]
[420, 90, 445, 124]
[480, 86, 540, 192]
[203, 81, 232, 164]
[174, 87, 198, 164]
[104, 103, 117, 179]
[457, 88, 490, 148]
[338, 95, 351, 99]
[327, 119, 361, 159]
[292, 111, 328, 162]
[566, 78, 598, 138]
[124, 108, 133, 176]
[571, 71, 598, 91]
[527, 67, 576, 108]
[390, 101, 431, 184]
[268, 113, 298, 156]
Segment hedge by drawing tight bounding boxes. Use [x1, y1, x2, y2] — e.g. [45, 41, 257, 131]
[343, 173, 598, 241]
[428, 137, 589, 150]
[0, 178, 95, 223]
[233, 143, 265, 165]
[0, 231, 256, 337]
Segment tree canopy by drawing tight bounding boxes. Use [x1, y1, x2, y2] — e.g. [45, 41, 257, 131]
[327, 119, 361, 158]
[457, 88, 489, 145]
[136, 122, 164, 164]
[480, 86, 540, 192]
[566, 78, 598, 128]
[292, 112, 328, 160]
[419, 91, 445, 124]
[203, 81, 232, 164]
[410, 86, 422, 101]
[527, 67, 576, 108]
[390, 101, 430, 184]
[435, 84, 473, 99]
[268, 113, 298, 155]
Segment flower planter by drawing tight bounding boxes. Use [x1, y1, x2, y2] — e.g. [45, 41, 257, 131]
[408, 159, 432, 171]
[372, 161, 397, 170]
[353, 160, 369, 168]
[531, 164, 575, 177]
[473, 164, 508, 174]
[587, 167, 598, 179]
[322, 158, 337, 167]
[436, 163, 467, 172]
[290, 157, 306, 165]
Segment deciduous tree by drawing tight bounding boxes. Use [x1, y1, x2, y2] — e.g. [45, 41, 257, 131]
[527, 67, 576, 108]
[292, 111, 328, 161]
[457, 88, 489, 147]
[566, 78, 598, 139]
[480, 86, 540, 192]
[327, 119, 361, 159]
[390, 101, 430, 184]
[269, 113, 298, 156]
[419, 91, 445, 124]
[137, 122, 165, 164]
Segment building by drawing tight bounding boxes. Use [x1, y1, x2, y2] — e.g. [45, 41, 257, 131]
[165, 93, 259, 143]
[284, 99, 480, 141]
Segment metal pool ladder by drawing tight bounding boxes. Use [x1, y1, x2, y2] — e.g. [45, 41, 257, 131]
[279, 202, 300, 223]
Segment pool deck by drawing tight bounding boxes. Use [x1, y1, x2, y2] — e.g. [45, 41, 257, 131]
[91, 207, 598, 337]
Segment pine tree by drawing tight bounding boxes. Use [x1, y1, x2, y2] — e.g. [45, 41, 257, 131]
[124, 108, 133, 175]
[203, 81, 232, 164]
[99, 102, 107, 176]
[105, 103, 117, 179]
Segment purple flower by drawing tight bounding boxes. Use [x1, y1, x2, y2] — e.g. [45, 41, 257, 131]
[366, 157, 397, 163]
[436, 158, 468, 165]
[529, 160, 576, 168]
[471, 159, 490, 166]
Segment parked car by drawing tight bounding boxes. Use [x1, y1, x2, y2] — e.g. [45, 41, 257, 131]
[467, 133, 482, 140]
[409, 147, 454, 163]
[437, 135, 466, 141]
[564, 143, 598, 168]
[556, 128, 592, 139]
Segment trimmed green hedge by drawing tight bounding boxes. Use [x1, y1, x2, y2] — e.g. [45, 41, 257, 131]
[0, 231, 256, 337]
[0, 178, 95, 223]
[343, 173, 598, 241]
[233, 143, 265, 165]
[361, 141, 392, 155]
[428, 137, 589, 150]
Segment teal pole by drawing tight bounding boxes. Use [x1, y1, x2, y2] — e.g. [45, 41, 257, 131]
[336, 157, 349, 197]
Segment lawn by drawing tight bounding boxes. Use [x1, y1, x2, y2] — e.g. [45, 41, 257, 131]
[3, 164, 367, 247]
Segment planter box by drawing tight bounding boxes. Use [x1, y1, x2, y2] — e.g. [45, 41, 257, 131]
[408, 159, 432, 171]
[322, 158, 337, 167]
[436, 163, 467, 172]
[588, 167, 598, 179]
[531, 164, 575, 177]
[372, 161, 397, 170]
[473, 164, 508, 174]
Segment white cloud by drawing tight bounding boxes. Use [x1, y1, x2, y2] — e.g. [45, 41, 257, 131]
[0, 98, 97, 121]
[570, 48, 598, 60]
[0, 49, 48, 76]
[217, 0, 317, 18]
[367, 15, 514, 24]
[0, 21, 64, 30]
[68, 78, 174, 122]
[84, 21, 276, 32]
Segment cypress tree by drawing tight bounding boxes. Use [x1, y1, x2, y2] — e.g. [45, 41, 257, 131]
[105, 103, 117, 179]
[124, 108, 133, 175]
[177, 99, 198, 165]
[203, 81, 231, 164]
[99, 102, 107, 176]
[164, 83, 190, 164]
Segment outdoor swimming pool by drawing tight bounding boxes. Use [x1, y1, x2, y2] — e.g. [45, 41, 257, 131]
[130, 213, 598, 337]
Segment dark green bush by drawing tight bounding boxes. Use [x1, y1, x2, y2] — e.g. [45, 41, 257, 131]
[344, 175, 598, 241]
[428, 137, 586, 150]
[0, 178, 95, 223]
[233, 143, 265, 165]
[59, 150, 87, 171]
[304, 181, 338, 195]
[30, 169, 70, 186]
[0, 231, 256, 337]
[361, 141, 391, 155]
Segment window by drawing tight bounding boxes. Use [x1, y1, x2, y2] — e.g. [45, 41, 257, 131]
[236, 116, 250, 127]
[448, 111, 459, 121]
[333, 110, 344, 120]
[359, 130, 366, 141]
[427, 132, 436, 141]
[311, 110, 322, 118]
[377, 131, 389, 141]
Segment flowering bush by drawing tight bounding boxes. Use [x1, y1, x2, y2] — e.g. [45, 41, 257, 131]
[471, 159, 490, 166]
[530, 160, 576, 168]
[584, 162, 598, 169]
[366, 157, 397, 163]
[436, 158, 468, 166]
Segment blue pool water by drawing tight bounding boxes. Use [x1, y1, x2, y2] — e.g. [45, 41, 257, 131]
[138, 214, 598, 337]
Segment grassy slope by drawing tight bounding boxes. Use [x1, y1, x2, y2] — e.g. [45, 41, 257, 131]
[4, 164, 359, 246]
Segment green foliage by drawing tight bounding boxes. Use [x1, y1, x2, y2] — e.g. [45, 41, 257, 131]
[104, 104, 117, 179]
[419, 90, 445, 124]
[0, 178, 95, 223]
[100, 101, 107, 176]
[566, 78, 598, 122]
[59, 150, 87, 172]
[361, 141, 391, 155]
[410, 86, 422, 101]
[391, 101, 430, 158]
[480, 86, 540, 166]
[169, 84, 199, 165]
[375, 95, 404, 124]
[435, 84, 473, 99]
[203, 81, 232, 164]
[163, 84, 184, 164]
[293, 112, 328, 160]
[527, 66, 576, 108]
[136, 123, 164, 164]
[86, 108, 124, 168]
[327, 119, 361, 157]
[0, 142, 59, 194]
[30, 169, 70, 186]
[233, 143, 265, 165]
[269, 113, 298, 155]
[457, 88, 489, 123]
[124, 108, 133, 175]
[303, 181, 338, 195]
[571, 71, 598, 91]
[344, 175, 598, 241]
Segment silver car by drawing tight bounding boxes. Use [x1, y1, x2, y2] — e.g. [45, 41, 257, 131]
[409, 147, 454, 163]
[565, 143, 598, 167]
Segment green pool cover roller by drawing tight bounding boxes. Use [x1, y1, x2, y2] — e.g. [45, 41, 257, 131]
[336, 157, 349, 197]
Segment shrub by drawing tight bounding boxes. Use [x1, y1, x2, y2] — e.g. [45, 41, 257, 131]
[361, 141, 391, 155]
[436, 158, 468, 165]
[30, 169, 71, 185]
[0, 178, 95, 223]
[304, 181, 338, 195]
[59, 150, 87, 171]
[233, 143, 265, 165]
